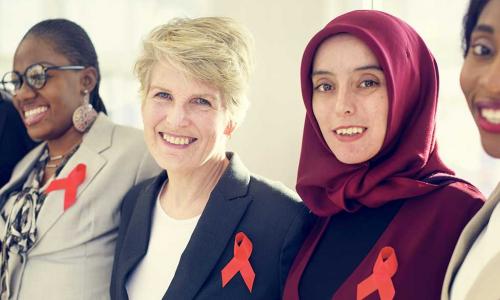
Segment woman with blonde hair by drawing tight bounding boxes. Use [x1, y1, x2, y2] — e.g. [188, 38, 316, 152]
[110, 17, 312, 300]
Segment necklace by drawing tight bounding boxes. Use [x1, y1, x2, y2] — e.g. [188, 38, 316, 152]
[48, 141, 81, 161]
[45, 141, 81, 169]
[48, 154, 64, 161]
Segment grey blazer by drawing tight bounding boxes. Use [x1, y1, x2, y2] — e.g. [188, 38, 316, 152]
[0, 114, 161, 300]
[441, 182, 500, 300]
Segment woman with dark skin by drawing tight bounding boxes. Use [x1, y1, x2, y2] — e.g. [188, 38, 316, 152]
[0, 19, 158, 299]
[442, 1, 500, 299]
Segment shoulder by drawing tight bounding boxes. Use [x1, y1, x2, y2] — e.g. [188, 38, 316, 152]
[244, 174, 313, 237]
[402, 181, 485, 228]
[120, 175, 159, 217]
[112, 123, 143, 139]
[433, 181, 485, 210]
[248, 174, 305, 213]
[111, 123, 144, 146]
[97, 117, 148, 157]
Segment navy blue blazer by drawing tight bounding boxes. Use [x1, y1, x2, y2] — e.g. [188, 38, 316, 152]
[110, 153, 313, 299]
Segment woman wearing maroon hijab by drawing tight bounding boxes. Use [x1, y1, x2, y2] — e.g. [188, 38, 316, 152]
[283, 10, 485, 300]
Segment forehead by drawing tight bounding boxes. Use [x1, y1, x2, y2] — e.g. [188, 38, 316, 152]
[477, 0, 500, 30]
[13, 35, 70, 71]
[313, 34, 379, 71]
[149, 61, 222, 98]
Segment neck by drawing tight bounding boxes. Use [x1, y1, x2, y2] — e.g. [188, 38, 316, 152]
[46, 126, 84, 159]
[160, 152, 229, 219]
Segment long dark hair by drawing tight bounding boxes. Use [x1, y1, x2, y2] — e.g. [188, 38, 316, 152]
[463, 0, 490, 57]
[22, 19, 107, 114]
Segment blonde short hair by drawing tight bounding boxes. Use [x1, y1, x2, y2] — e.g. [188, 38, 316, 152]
[135, 17, 254, 124]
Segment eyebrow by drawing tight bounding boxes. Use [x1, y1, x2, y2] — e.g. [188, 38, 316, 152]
[148, 85, 170, 93]
[473, 24, 494, 34]
[311, 65, 382, 77]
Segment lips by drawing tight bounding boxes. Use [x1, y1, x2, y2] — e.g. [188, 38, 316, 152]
[475, 100, 500, 133]
[22, 105, 49, 126]
[334, 126, 367, 136]
[159, 131, 197, 147]
[332, 125, 368, 142]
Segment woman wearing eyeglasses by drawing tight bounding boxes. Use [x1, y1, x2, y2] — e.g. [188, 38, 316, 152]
[0, 19, 159, 299]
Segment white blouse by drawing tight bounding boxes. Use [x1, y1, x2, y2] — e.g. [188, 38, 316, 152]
[126, 182, 200, 300]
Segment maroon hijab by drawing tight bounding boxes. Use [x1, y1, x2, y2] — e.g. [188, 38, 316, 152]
[296, 10, 454, 217]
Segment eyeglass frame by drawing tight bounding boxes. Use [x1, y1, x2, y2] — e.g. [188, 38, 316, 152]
[1, 63, 86, 95]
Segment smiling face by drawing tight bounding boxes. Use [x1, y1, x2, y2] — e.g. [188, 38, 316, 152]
[460, 0, 500, 158]
[311, 34, 389, 164]
[142, 61, 232, 173]
[12, 35, 84, 142]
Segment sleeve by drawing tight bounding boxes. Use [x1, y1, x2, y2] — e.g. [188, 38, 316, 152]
[278, 205, 316, 297]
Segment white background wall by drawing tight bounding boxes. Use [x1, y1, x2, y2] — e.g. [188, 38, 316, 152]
[1, 0, 499, 196]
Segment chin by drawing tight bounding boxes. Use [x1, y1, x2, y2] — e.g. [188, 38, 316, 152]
[480, 132, 500, 158]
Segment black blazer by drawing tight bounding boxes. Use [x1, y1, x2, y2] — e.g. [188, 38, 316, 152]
[110, 153, 313, 299]
[0, 96, 37, 187]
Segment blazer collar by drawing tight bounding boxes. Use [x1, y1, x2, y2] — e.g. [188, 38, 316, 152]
[0, 114, 114, 243]
[117, 152, 253, 299]
[35, 114, 114, 245]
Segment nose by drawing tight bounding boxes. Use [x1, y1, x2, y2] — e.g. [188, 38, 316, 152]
[166, 103, 189, 128]
[479, 55, 500, 95]
[334, 87, 356, 117]
[13, 80, 36, 102]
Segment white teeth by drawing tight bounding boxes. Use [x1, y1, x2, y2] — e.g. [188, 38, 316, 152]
[335, 127, 365, 136]
[161, 133, 192, 145]
[481, 108, 500, 124]
[24, 106, 48, 118]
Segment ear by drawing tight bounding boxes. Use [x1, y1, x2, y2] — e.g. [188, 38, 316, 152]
[80, 66, 98, 93]
[224, 120, 236, 136]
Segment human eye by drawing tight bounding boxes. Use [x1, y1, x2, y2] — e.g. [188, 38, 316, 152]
[154, 91, 173, 101]
[314, 83, 333, 92]
[192, 97, 212, 106]
[471, 43, 493, 57]
[359, 79, 379, 88]
[26, 66, 47, 88]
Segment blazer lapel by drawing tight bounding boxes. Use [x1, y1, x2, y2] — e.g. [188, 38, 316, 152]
[164, 153, 252, 300]
[115, 174, 164, 297]
[442, 182, 500, 299]
[33, 114, 113, 245]
[462, 183, 500, 300]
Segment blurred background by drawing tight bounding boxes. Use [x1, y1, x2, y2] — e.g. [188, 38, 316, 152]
[1, 0, 499, 195]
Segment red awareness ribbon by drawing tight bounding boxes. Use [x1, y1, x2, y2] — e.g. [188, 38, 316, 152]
[221, 231, 255, 292]
[45, 163, 86, 211]
[357, 246, 398, 300]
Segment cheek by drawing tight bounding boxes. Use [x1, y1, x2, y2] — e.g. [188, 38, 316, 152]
[312, 97, 329, 130]
[372, 95, 389, 144]
[142, 101, 164, 128]
[459, 62, 475, 110]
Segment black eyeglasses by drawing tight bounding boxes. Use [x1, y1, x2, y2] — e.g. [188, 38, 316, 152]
[1, 63, 85, 95]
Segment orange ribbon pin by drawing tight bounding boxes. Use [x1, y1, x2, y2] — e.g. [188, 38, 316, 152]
[357, 246, 398, 300]
[221, 232, 255, 292]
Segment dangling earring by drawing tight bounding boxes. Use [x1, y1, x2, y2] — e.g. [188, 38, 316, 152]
[72, 90, 98, 133]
